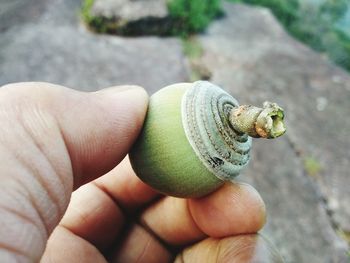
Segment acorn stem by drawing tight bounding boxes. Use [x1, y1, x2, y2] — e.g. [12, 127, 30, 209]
[229, 102, 286, 139]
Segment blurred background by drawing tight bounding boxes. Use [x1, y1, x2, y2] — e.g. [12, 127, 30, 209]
[1, 0, 349, 262]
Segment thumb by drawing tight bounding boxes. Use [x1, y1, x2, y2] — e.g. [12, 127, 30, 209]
[0, 82, 148, 262]
[52, 84, 148, 188]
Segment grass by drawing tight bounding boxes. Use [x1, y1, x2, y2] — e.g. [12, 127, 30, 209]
[81, 0, 110, 33]
[182, 37, 203, 59]
[167, 0, 222, 36]
[81, 0, 93, 22]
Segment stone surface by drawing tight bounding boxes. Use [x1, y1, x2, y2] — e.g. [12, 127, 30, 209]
[0, 0, 189, 93]
[91, 0, 168, 21]
[1, 0, 350, 262]
[199, 2, 350, 262]
[0, 0, 47, 32]
[89, 0, 172, 36]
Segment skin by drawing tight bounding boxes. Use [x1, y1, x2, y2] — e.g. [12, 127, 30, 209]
[0, 82, 282, 263]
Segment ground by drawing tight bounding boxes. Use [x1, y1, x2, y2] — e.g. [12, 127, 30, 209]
[0, 0, 349, 262]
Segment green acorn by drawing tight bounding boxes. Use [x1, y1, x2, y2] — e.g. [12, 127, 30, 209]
[129, 81, 285, 198]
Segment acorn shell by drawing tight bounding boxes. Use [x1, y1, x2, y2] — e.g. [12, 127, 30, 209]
[129, 81, 251, 198]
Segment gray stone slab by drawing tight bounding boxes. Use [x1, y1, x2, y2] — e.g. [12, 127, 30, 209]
[199, 2, 350, 262]
[0, 0, 189, 93]
[246, 138, 348, 263]
[91, 0, 168, 21]
[0, 0, 47, 32]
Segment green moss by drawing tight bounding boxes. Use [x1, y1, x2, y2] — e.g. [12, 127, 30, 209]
[303, 156, 322, 177]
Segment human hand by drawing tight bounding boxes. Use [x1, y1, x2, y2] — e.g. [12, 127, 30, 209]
[0, 82, 283, 262]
